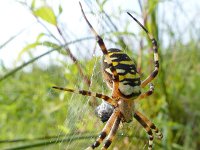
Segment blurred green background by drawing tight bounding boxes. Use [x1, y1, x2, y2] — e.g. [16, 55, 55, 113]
[0, 0, 199, 150]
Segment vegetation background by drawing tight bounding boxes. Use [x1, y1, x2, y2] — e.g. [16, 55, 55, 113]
[0, 0, 199, 150]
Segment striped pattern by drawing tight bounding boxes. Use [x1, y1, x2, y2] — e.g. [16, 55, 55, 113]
[127, 12, 159, 88]
[134, 112, 154, 150]
[134, 111, 163, 150]
[149, 122, 163, 139]
[135, 111, 163, 139]
[137, 83, 154, 101]
[86, 109, 120, 149]
[102, 49, 141, 99]
[102, 116, 121, 150]
[52, 86, 117, 106]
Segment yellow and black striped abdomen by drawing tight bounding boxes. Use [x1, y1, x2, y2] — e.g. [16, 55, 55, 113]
[102, 48, 141, 99]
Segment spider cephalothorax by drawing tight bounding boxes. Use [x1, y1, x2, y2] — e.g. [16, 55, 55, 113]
[53, 2, 162, 150]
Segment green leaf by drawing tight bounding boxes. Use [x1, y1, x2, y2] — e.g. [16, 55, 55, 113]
[33, 6, 57, 25]
[58, 5, 63, 15]
[16, 40, 61, 62]
[16, 42, 40, 62]
[42, 41, 61, 49]
[16, 33, 46, 62]
[31, 0, 36, 9]
[36, 33, 45, 42]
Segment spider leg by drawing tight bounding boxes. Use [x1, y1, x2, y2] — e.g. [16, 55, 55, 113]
[79, 2, 120, 98]
[134, 112, 154, 150]
[134, 111, 163, 139]
[127, 13, 159, 88]
[101, 116, 121, 150]
[85, 108, 120, 150]
[52, 86, 117, 106]
[136, 83, 154, 101]
[134, 111, 162, 150]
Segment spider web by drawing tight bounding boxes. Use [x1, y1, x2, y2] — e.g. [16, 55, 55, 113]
[46, 4, 148, 150]
[47, 34, 147, 150]
[49, 55, 149, 150]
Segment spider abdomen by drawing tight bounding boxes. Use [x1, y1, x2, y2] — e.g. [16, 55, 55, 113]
[102, 48, 141, 99]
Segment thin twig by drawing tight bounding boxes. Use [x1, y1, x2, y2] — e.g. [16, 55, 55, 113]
[0, 37, 94, 82]
[0, 28, 28, 50]
[24, 1, 91, 86]
[56, 25, 91, 85]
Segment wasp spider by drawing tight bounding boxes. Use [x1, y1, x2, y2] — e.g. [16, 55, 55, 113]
[53, 2, 163, 150]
